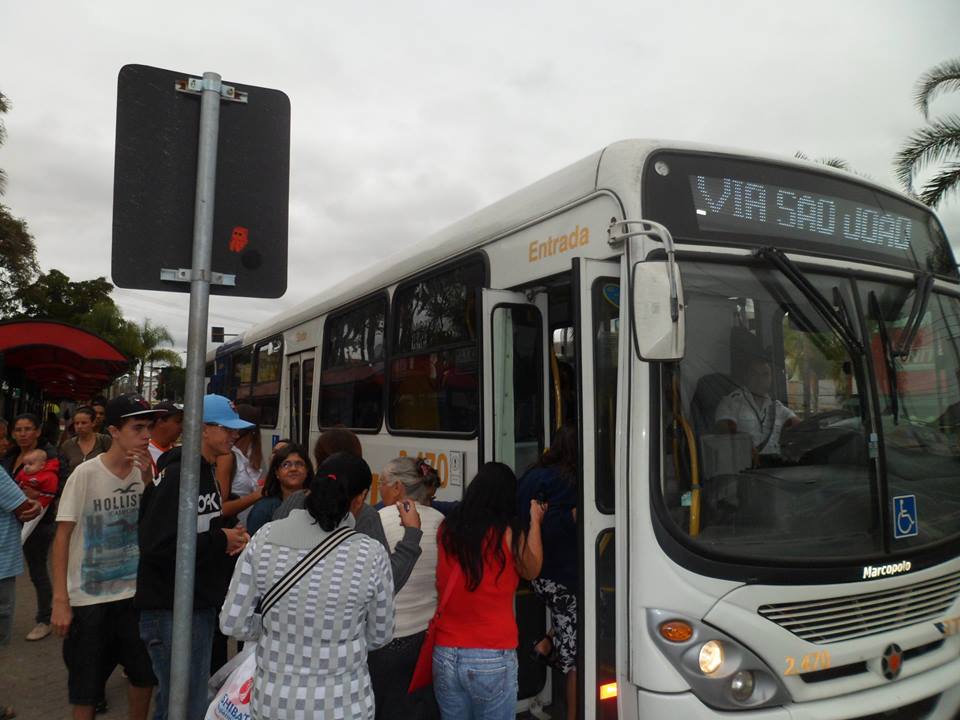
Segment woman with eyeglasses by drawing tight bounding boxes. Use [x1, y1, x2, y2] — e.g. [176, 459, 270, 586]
[246, 444, 314, 536]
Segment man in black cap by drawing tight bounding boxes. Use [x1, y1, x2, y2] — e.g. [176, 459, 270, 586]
[148, 402, 183, 477]
[50, 393, 162, 720]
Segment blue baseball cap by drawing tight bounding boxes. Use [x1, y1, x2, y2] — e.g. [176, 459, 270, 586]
[203, 395, 255, 430]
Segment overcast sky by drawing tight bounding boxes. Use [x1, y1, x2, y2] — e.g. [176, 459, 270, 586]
[2, 0, 959, 352]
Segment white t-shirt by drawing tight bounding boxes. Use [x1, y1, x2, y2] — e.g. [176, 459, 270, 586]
[230, 446, 262, 525]
[379, 502, 444, 637]
[56, 455, 144, 607]
[715, 389, 797, 455]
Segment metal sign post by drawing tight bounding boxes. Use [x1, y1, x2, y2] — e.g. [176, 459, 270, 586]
[112, 64, 288, 718]
[168, 70, 222, 720]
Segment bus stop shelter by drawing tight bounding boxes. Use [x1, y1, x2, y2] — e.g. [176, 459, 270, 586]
[0, 320, 130, 412]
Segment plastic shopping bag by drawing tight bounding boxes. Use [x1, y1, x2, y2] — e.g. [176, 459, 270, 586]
[21, 505, 48, 543]
[205, 645, 256, 720]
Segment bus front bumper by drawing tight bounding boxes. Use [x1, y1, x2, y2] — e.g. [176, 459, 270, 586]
[635, 652, 960, 719]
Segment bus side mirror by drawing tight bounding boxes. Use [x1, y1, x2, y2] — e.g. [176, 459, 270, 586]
[631, 261, 685, 360]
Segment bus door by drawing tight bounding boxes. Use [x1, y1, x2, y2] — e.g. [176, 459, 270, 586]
[287, 351, 315, 449]
[573, 257, 621, 719]
[480, 288, 553, 713]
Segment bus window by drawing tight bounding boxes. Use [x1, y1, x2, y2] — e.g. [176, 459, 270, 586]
[233, 347, 254, 401]
[491, 304, 544, 473]
[859, 280, 960, 552]
[252, 336, 282, 427]
[593, 279, 619, 513]
[390, 259, 484, 433]
[319, 297, 386, 430]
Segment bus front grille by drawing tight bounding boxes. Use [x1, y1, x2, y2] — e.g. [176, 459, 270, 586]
[757, 571, 960, 643]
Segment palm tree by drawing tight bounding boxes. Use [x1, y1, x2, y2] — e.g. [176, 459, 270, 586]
[895, 58, 960, 208]
[131, 319, 182, 395]
[794, 152, 851, 171]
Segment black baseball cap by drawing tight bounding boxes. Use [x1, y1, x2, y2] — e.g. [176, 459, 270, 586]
[152, 401, 183, 418]
[105, 393, 166, 429]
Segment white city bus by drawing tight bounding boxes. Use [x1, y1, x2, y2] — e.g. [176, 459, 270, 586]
[207, 140, 960, 719]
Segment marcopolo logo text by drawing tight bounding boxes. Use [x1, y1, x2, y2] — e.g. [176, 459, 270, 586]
[862, 560, 912, 579]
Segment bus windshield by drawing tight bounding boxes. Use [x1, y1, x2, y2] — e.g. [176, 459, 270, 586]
[659, 259, 960, 563]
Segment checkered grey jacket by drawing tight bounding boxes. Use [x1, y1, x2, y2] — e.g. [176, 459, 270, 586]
[221, 510, 395, 719]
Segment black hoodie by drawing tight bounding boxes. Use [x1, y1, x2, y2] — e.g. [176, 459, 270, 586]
[134, 447, 233, 610]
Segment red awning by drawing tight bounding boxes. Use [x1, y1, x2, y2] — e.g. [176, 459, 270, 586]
[0, 320, 131, 400]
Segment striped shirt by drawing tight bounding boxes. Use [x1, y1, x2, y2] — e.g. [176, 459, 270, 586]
[220, 510, 394, 720]
[0, 465, 27, 579]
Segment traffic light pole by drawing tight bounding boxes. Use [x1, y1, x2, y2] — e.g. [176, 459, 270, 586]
[167, 70, 221, 720]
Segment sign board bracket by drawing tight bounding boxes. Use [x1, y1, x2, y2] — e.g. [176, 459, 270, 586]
[160, 267, 236, 286]
[174, 76, 248, 103]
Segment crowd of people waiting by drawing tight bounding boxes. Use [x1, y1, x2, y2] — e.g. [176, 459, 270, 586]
[0, 394, 580, 720]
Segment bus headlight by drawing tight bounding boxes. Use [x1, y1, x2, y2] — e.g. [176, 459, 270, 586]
[698, 640, 724, 674]
[730, 670, 755, 701]
[647, 609, 790, 711]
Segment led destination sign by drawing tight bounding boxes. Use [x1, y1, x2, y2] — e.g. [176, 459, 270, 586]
[641, 151, 956, 278]
[690, 175, 917, 252]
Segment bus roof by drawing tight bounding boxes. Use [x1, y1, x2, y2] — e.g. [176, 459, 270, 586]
[210, 138, 940, 356]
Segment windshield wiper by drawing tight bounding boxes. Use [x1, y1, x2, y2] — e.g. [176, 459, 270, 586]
[754, 247, 864, 357]
[869, 290, 900, 424]
[895, 273, 934, 359]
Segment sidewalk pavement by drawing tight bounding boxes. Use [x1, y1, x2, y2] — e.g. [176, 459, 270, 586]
[0, 572, 133, 720]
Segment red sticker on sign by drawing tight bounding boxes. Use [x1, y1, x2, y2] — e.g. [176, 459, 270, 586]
[230, 226, 249, 253]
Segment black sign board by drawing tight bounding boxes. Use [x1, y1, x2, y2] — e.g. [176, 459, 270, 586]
[112, 64, 290, 297]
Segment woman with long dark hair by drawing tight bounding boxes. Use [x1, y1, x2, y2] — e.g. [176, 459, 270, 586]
[517, 424, 579, 720]
[432, 462, 545, 720]
[245, 444, 314, 536]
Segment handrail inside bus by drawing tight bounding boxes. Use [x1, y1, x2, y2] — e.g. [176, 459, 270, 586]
[550, 349, 563, 431]
[672, 374, 702, 537]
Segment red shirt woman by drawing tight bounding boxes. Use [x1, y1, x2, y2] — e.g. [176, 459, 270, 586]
[432, 462, 545, 720]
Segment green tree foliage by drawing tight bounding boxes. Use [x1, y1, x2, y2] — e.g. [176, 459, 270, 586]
[794, 151, 851, 171]
[896, 58, 960, 208]
[0, 205, 39, 316]
[15, 269, 115, 323]
[0, 91, 41, 316]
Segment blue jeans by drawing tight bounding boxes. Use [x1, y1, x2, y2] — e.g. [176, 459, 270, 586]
[432, 646, 518, 720]
[139, 608, 215, 720]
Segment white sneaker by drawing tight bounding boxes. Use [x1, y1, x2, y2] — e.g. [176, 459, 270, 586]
[25, 623, 51, 641]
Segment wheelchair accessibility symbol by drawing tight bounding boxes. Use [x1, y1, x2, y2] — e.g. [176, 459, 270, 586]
[893, 495, 918, 539]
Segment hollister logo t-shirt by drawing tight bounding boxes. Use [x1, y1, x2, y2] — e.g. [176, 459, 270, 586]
[56, 455, 144, 606]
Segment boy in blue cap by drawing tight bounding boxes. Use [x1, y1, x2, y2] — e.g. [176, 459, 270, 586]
[134, 395, 252, 720]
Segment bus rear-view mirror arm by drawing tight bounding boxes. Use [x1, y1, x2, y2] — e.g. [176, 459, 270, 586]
[608, 219, 685, 361]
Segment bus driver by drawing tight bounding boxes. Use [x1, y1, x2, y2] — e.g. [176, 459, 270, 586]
[715, 354, 800, 459]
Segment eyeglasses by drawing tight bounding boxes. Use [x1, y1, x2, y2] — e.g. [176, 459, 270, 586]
[280, 460, 307, 470]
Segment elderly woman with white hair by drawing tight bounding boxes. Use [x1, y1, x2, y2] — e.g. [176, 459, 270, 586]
[368, 457, 444, 719]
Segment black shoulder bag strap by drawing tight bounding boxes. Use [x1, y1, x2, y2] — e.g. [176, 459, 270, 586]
[256, 526, 357, 616]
